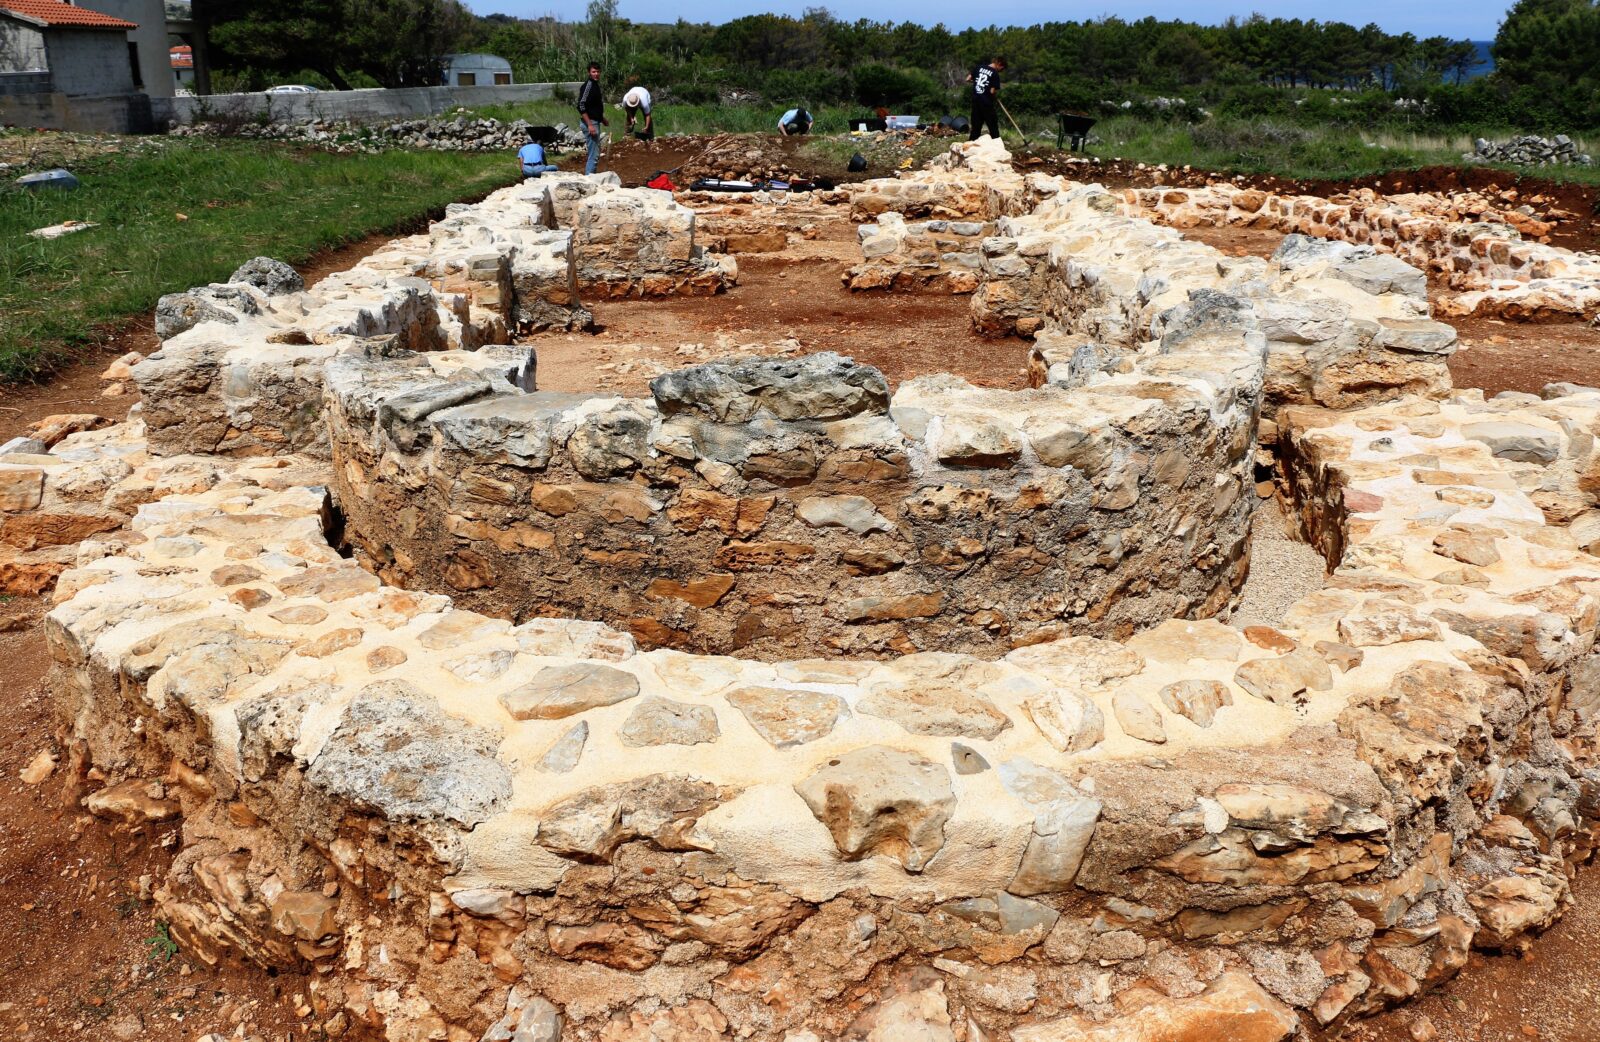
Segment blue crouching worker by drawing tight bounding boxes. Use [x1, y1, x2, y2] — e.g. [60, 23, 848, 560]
[517, 135, 558, 178]
[778, 107, 813, 136]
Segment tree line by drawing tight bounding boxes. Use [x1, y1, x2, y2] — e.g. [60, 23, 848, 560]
[197, 0, 1600, 130]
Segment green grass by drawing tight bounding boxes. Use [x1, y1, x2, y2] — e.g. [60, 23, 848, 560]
[0, 138, 519, 382]
[1081, 116, 1600, 184]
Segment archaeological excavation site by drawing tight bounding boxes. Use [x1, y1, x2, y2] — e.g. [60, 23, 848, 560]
[6, 137, 1600, 1042]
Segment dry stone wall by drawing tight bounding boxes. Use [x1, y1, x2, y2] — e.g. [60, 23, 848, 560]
[321, 325, 1262, 658]
[843, 213, 990, 293]
[30, 378, 1600, 1042]
[972, 184, 1457, 416]
[841, 147, 1457, 419]
[844, 137, 1034, 222]
[132, 177, 735, 460]
[1121, 183, 1600, 323]
[17, 137, 1600, 1042]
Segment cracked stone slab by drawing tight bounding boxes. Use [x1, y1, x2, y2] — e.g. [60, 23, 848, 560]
[500, 662, 641, 721]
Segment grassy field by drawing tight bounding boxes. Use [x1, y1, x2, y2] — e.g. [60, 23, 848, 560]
[1070, 117, 1600, 183]
[0, 137, 518, 382]
[474, 97, 1600, 184]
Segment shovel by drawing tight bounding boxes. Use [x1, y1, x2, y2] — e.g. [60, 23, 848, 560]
[997, 98, 1033, 150]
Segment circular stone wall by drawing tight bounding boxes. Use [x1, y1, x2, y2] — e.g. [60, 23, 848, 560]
[324, 337, 1264, 659]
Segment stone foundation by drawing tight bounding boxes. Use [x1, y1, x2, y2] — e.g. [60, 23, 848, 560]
[1120, 183, 1600, 323]
[964, 183, 1457, 415]
[322, 331, 1261, 658]
[843, 214, 990, 293]
[17, 139, 1600, 1042]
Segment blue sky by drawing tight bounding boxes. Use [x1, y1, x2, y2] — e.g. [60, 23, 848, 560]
[473, 1, 1507, 40]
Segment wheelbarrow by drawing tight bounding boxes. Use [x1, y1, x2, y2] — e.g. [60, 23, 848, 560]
[1056, 112, 1097, 152]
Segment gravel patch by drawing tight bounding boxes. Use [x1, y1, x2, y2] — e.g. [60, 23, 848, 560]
[1229, 497, 1327, 630]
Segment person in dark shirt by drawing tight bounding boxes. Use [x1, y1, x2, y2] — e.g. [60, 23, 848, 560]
[576, 61, 607, 174]
[966, 57, 1005, 142]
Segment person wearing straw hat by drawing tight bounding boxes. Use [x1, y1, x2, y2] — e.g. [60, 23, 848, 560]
[623, 85, 654, 141]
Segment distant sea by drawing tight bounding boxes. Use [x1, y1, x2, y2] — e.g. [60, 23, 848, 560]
[1467, 41, 1495, 80]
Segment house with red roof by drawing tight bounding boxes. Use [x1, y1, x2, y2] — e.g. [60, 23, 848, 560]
[0, 0, 145, 97]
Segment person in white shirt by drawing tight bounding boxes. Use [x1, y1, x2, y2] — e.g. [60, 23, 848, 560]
[622, 86, 653, 141]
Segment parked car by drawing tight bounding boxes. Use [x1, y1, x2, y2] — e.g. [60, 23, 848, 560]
[266, 84, 319, 93]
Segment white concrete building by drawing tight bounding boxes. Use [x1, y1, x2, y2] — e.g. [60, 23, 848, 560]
[442, 53, 512, 87]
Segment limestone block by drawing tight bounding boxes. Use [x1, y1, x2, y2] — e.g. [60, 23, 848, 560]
[725, 686, 848, 748]
[230, 256, 304, 296]
[305, 685, 512, 827]
[1234, 649, 1334, 705]
[651, 353, 890, 423]
[1462, 420, 1562, 464]
[500, 663, 641, 721]
[1112, 690, 1167, 743]
[794, 746, 955, 871]
[618, 696, 720, 747]
[1021, 689, 1105, 752]
[1012, 971, 1298, 1041]
[0, 464, 45, 512]
[1157, 679, 1232, 727]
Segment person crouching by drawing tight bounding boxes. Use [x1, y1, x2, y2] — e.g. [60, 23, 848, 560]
[517, 134, 558, 178]
[623, 85, 654, 141]
[778, 107, 812, 135]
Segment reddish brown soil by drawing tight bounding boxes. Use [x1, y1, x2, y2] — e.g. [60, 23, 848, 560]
[0, 596, 302, 1041]
[1334, 878, 1600, 1042]
[532, 211, 1032, 397]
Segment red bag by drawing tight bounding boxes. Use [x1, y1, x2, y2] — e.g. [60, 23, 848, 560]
[646, 172, 676, 192]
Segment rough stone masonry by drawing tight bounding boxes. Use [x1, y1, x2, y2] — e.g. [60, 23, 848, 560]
[5, 138, 1600, 1042]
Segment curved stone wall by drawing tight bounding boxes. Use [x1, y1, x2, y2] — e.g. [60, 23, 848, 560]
[320, 160, 1271, 660]
[19, 137, 1600, 1042]
[1120, 182, 1600, 322]
[322, 332, 1262, 658]
[33, 378, 1600, 1042]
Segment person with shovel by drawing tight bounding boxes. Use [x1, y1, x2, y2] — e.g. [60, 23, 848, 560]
[966, 57, 1005, 142]
[577, 61, 607, 174]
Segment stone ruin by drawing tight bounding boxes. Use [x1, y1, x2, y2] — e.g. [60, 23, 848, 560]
[4, 138, 1600, 1042]
[1119, 180, 1600, 323]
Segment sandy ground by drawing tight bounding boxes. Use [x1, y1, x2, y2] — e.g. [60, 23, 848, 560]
[1227, 498, 1329, 631]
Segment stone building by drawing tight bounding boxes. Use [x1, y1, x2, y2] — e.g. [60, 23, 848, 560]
[74, 0, 172, 97]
